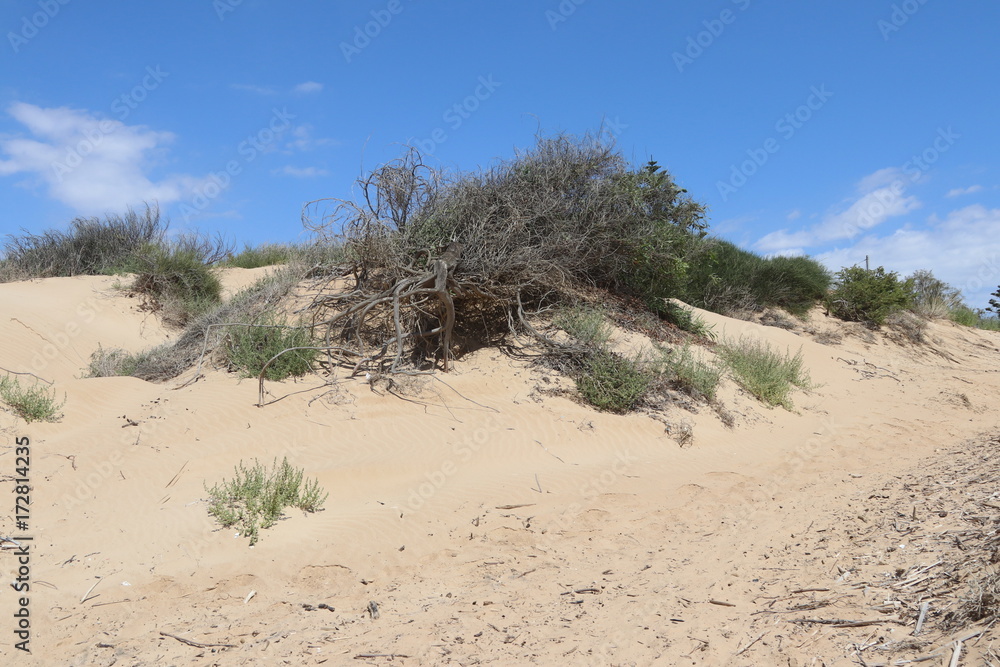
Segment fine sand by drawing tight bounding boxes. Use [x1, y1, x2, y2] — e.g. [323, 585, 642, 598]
[2, 270, 999, 666]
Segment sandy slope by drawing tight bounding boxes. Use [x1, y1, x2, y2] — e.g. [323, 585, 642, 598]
[1, 273, 999, 666]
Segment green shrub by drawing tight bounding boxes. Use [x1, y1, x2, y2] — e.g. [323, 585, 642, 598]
[0, 375, 65, 422]
[222, 243, 295, 269]
[225, 314, 317, 380]
[576, 351, 651, 413]
[949, 305, 980, 327]
[554, 305, 613, 348]
[205, 457, 327, 545]
[718, 338, 811, 410]
[0, 204, 164, 279]
[681, 239, 831, 316]
[659, 344, 722, 400]
[979, 317, 1000, 332]
[948, 305, 1000, 331]
[127, 243, 223, 324]
[827, 265, 913, 326]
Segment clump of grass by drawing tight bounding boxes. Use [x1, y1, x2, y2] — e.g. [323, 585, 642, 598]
[887, 311, 927, 344]
[1, 204, 165, 279]
[718, 338, 812, 410]
[127, 242, 224, 325]
[662, 301, 716, 339]
[658, 344, 722, 401]
[554, 305, 613, 347]
[576, 350, 651, 414]
[0, 375, 65, 422]
[222, 243, 295, 269]
[205, 457, 328, 545]
[225, 314, 317, 381]
[85, 344, 180, 378]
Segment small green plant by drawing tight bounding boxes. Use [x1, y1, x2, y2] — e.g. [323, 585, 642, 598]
[658, 344, 722, 401]
[827, 265, 913, 326]
[226, 314, 317, 380]
[554, 305, 613, 348]
[576, 350, 651, 413]
[718, 338, 811, 410]
[205, 457, 327, 545]
[0, 375, 65, 422]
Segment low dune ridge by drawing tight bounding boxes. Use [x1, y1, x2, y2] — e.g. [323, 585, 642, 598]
[2, 271, 1000, 665]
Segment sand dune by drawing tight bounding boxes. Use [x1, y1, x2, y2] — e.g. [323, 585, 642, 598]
[2, 273, 999, 665]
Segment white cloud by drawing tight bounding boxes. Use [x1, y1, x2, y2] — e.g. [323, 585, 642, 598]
[275, 165, 329, 178]
[786, 209, 801, 221]
[231, 83, 277, 95]
[754, 168, 921, 254]
[284, 124, 337, 152]
[293, 81, 324, 94]
[817, 204, 1000, 306]
[946, 184, 983, 198]
[0, 102, 200, 213]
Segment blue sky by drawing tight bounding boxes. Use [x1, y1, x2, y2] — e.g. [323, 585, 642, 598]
[2, 1, 999, 307]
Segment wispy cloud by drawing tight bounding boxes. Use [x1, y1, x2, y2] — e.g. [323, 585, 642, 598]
[284, 124, 337, 152]
[275, 165, 329, 178]
[230, 83, 278, 95]
[946, 184, 983, 197]
[293, 81, 324, 94]
[0, 102, 200, 213]
[755, 168, 921, 254]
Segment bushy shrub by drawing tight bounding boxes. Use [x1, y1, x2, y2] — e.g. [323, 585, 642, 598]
[126, 242, 223, 325]
[907, 269, 963, 318]
[576, 351, 651, 414]
[827, 265, 913, 326]
[225, 314, 317, 380]
[718, 338, 811, 410]
[206, 457, 327, 545]
[682, 239, 830, 316]
[1, 204, 164, 279]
